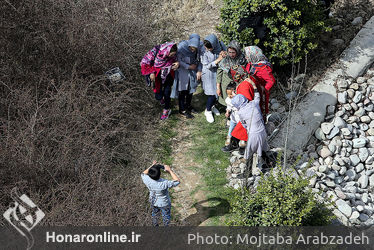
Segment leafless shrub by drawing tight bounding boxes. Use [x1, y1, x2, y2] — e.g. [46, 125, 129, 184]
[1, 0, 161, 225]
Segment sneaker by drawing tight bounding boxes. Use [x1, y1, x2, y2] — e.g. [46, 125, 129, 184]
[212, 105, 220, 116]
[204, 109, 214, 123]
[160, 109, 171, 120]
[179, 111, 194, 119]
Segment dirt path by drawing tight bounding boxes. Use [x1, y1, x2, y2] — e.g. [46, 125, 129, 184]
[171, 118, 211, 226]
[158, 0, 222, 226]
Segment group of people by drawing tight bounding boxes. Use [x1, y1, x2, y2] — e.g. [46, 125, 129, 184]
[140, 33, 276, 226]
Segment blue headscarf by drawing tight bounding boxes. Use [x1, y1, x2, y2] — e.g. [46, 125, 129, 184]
[178, 35, 200, 59]
[231, 94, 249, 110]
[204, 34, 225, 54]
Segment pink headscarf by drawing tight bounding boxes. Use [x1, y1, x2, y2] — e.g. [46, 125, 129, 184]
[141, 42, 177, 70]
[154, 42, 177, 68]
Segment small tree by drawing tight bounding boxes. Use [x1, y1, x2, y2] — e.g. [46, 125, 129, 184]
[218, 0, 331, 65]
[227, 158, 334, 226]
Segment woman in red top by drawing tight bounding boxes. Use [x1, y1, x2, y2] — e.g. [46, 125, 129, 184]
[231, 46, 275, 142]
[140, 42, 180, 120]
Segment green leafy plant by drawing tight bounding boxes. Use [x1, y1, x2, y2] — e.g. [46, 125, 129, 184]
[218, 0, 331, 65]
[227, 154, 334, 226]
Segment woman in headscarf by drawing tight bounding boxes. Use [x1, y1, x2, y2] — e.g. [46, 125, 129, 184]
[200, 34, 227, 123]
[229, 46, 275, 149]
[231, 91, 269, 173]
[141, 42, 179, 120]
[216, 40, 247, 106]
[244, 46, 275, 115]
[172, 33, 203, 119]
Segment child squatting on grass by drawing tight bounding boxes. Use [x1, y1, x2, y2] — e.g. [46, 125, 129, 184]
[141, 161, 180, 226]
[221, 82, 241, 153]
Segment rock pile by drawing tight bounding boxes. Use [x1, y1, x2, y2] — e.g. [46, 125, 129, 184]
[307, 68, 374, 226]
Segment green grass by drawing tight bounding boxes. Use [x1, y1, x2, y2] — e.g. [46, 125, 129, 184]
[186, 112, 233, 225]
[154, 114, 178, 165]
[153, 86, 234, 225]
[183, 86, 234, 225]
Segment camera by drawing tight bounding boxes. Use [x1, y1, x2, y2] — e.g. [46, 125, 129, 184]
[153, 164, 165, 171]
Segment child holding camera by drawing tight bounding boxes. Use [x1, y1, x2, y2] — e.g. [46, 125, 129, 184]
[141, 161, 180, 226]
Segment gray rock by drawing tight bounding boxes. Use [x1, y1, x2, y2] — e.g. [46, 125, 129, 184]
[352, 17, 363, 26]
[370, 175, 374, 188]
[332, 25, 341, 31]
[358, 175, 369, 189]
[318, 147, 332, 158]
[353, 138, 367, 148]
[353, 91, 362, 103]
[285, 91, 297, 100]
[328, 144, 336, 154]
[335, 189, 346, 199]
[321, 122, 334, 135]
[335, 156, 345, 166]
[368, 128, 374, 136]
[341, 128, 351, 137]
[365, 104, 373, 112]
[337, 79, 348, 91]
[361, 116, 371, 123]
[356, 163, 365, 173]
[346, 186, 357, 194]
[365, 156, 374, 165]
[336, 199, 352, 217]
[364, 219, 374, 226]
[230, 156, 237, 164]
[357, 205, 364, 212]
[347, 89, 355, 99]
[362, 193, 369, 204]
[351, 102, 359, 111]
[325, 180, 336, 187]
[338, 91, 348, 104]
[340, 167, 347, 175]
[346, 169, 357, 181]
[332, 164, 341, 171]
[358, 148, 369, 162]
[325, 156, 333, 166]
[359, 213, 369, 222]
[360, 123, 369, 131]
[357, 77, 367, 84]
[326, 171, 336, 179]
[336, 111, 345, 118]
[314, 128, 326, 140]
[332, 39, 344, 46]
[327, 105, 336, 115]
[335, 176, 344, 184]
[354, 108, 365, 117]
[334, 117, 346, 128]
[271, 102, 281, 110]
[347, 116, 359, 123]
[318, 165, 328, 173]
[350, 211, 360, 220]
[309, 177, 317, 187]
[327, 126, 340, 139]
[349, 154, 360, 166]
[350, 83, 360, 90]
[306, 168, 316, 178]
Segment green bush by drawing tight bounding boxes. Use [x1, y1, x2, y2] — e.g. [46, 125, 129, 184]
[218, 0, 331, 65]
[227, 160, 334, 226]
